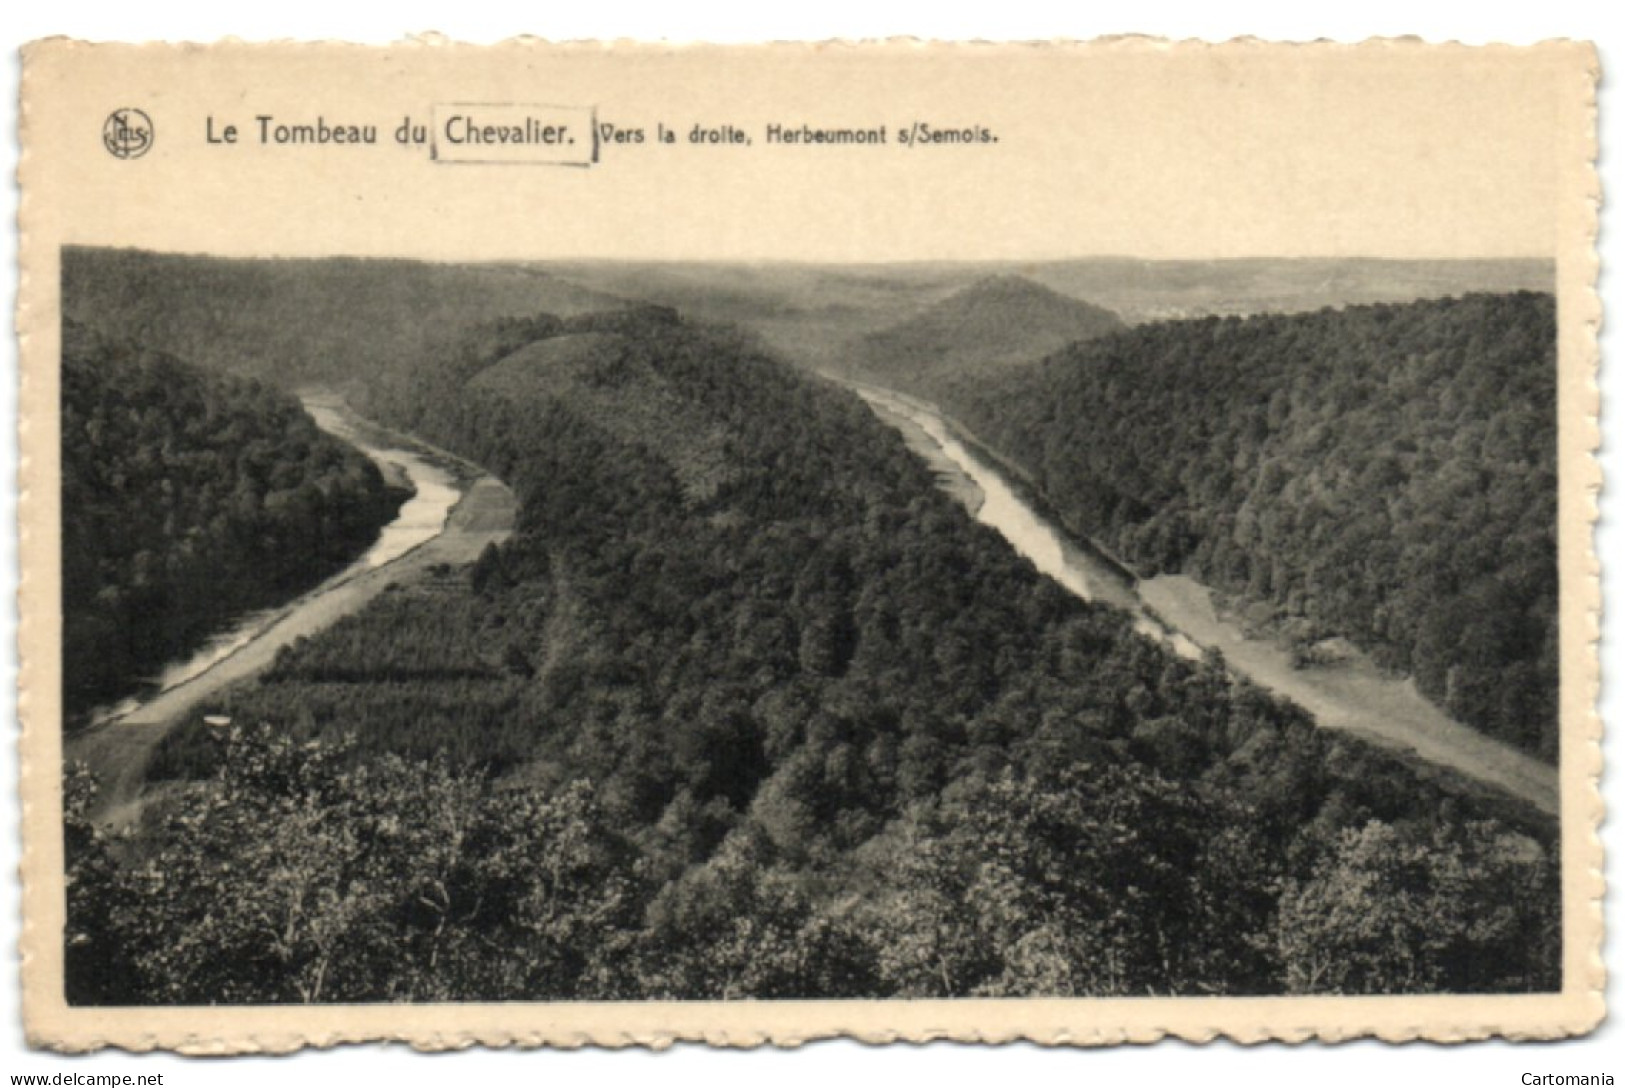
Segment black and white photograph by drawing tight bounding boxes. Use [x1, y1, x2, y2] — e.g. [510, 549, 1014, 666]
[12, 34, 1606, 1055]
[56, 249, 1567, 1006]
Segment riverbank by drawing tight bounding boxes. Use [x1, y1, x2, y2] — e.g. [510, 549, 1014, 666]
[855, 389, 986, 516]
[1139, 574, 1558, 815]
[69, 395, 517, 826]
[840, 377, 1146, 581]
[846, 376, 1559, 818]
[848, 381, 1145, 615]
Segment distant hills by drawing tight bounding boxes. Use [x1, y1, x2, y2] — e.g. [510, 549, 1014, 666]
[1021, 257, 1556, 324]
[63, 249, 1556, 390]
[545, 258, 1554, 373]
[62, 247, 627, 387]
[843, 274, 1125, 393]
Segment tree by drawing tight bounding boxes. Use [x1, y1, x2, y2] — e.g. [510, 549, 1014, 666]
[81, 724, 648, 1003]
[1278, 819, 1560, 994]
[63, 765, 138, 1005]
[869, 765, 1279, 997]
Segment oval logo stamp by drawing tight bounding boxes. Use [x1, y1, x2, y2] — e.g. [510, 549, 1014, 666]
[101, 108, 153, 159]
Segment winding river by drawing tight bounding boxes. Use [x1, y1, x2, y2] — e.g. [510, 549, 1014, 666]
[853, 384, 1200, 659]
[850, 380, 1559, 817]
[80, 376, 1555, 821]
[89, 394, 467, 729]
[77, 393, 515, 825]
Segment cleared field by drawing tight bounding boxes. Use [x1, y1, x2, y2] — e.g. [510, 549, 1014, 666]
[68, 412, 517, 826]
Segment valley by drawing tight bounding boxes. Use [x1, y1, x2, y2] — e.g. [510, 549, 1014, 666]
[67, 393, 516, 826]
[849, 381, 1557, 816]
[59, 249, 1564, 1005]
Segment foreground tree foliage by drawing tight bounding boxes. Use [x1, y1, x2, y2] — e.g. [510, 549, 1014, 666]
[69, 722, 1559, 1003]
[60, 320, 406, 722]
[932, 293, 1557, 759]
[70, 727, 643, 1004]
[69, 303, 1561, 1001]
[1278, 819, 1561, 995]
[865, 766, 1281, 997]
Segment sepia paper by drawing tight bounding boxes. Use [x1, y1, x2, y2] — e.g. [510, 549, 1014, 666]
[15, 37, 1602, 1050]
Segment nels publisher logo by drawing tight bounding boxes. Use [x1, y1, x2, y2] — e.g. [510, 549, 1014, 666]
[102, 108, 153, 159]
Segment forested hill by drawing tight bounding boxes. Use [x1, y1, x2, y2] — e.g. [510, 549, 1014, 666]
[940, 291, 1558, 760]
[843, 275, 1125, 392]
[61, 247, 624, 386]
[97, 304, 1562, 1004]
[60, 319, 407, 723]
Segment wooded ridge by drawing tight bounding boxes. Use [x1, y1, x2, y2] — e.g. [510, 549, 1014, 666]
[65, 294, 1560, 1003]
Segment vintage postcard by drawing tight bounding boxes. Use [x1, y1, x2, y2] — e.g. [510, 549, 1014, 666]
[15, 38, 1601, 1050]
